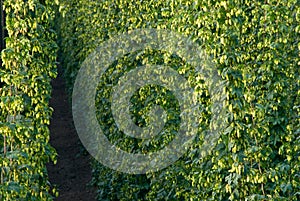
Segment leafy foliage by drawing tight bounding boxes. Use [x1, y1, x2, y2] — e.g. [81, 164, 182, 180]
[0, 0, 58, 200]
[58, 0, 299, 200]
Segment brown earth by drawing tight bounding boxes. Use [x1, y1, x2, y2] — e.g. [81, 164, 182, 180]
[47, 67, 97, 201]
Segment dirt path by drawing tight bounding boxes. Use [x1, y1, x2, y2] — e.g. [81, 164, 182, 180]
[47, 67, 97, 201]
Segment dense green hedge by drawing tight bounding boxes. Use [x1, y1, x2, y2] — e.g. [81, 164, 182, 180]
[0, 0, 58, 200]
[58, 0, 299, 200]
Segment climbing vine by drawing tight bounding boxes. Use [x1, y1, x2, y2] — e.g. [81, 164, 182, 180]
[61, 0, 300, 200]
[0, 0, 58, 200]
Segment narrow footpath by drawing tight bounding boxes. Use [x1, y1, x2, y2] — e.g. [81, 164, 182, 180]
[47, 67, 96, 201]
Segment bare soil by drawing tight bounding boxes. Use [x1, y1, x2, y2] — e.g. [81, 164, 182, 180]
[47, 67, 97, 201]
